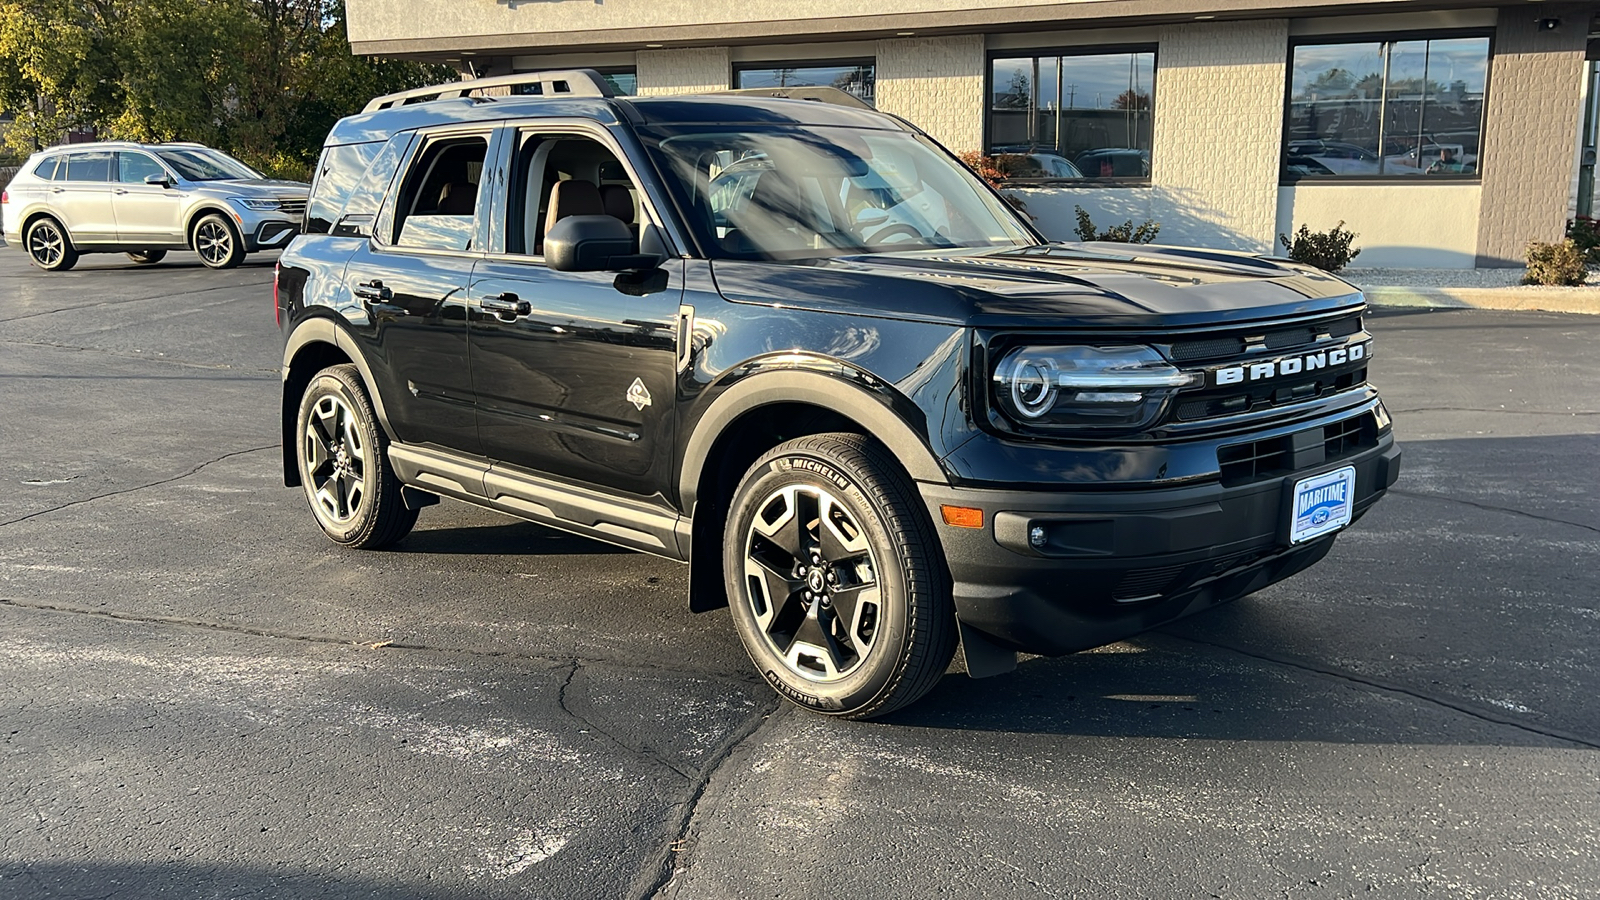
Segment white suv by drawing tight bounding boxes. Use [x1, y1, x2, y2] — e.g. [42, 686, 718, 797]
[1, 141, 308, 270]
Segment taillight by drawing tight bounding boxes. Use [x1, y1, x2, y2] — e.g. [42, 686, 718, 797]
[273, 261, 281, 326]
[1, 190, 8, 204]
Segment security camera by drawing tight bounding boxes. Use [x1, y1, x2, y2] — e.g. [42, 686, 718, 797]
[1537, 17, 1562, 32]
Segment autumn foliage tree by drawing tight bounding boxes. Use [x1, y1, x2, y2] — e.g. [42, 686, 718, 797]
[0, 0, 449, 177]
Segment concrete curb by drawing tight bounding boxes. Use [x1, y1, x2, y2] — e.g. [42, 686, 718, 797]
[1362, 285, 1600, 315]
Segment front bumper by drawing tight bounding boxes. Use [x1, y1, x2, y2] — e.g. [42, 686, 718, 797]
[244, 217, 301, 252]
[921, 429, 1400, 658]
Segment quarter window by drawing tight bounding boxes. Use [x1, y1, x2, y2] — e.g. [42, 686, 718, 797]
[307, 142, 384, 235]
[32, 157, 61, 180]
[988, 49, 1156, 180]
[1284, 35, 1490, 178]
[734, 61, 876, 107]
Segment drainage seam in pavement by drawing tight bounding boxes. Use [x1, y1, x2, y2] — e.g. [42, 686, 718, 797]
[0, 445, 278, 528]
[1, 337, 279, 374]
[1158, 632, 1600, 750]
[1388, 488, 1600, 536]
[0, 279, 271, 324]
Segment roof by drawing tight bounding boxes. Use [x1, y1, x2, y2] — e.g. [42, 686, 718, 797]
[38, 140, 213, 153]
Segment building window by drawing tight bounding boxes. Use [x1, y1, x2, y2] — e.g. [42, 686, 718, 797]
[733, 60, 875, 107]
[988, 49, 1155, 181]
[512, 68, 636, 96]
[1284, 35, 1490, 179]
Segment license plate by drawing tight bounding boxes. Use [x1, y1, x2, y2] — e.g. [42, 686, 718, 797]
[1289, 466, 1356, 544]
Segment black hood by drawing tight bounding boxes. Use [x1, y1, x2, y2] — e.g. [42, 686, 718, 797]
[709, 242, 1363, 330]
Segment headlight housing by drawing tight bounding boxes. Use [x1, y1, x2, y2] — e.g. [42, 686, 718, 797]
[991, 344, 1199, 433]
[229, 197, 281, 211]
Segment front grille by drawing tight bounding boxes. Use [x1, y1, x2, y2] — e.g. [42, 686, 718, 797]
[1113, 565, 1187, 602]
[1169, 313, 1362, 364]
[278, 198, 307, 215]
[1217, 412, 1379, 484]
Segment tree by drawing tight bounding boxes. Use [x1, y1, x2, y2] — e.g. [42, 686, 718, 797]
[1112, 89, 1150, 111]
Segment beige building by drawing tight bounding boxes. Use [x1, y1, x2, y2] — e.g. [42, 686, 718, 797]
[346, 1, 1600, 268]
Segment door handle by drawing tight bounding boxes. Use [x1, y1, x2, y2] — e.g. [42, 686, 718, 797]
[480, 293, 531, 317]
[353, 280, 392, 301]
[113, 188, 128, 195]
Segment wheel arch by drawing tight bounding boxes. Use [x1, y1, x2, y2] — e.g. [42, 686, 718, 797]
[280, 316, 394, 487]
[185, 204, 237, 248]
[679, 366, 950, 612]
[21, 208, 76, 250]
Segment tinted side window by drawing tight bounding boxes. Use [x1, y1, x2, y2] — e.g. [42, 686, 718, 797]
[389, 134, 488, 251]
[331, 134, 413, 239]
[64, 152, 113, 182]
[33, 157, 61, 180]
[305, 142, 383, 235]
[118, 152, 166, 184]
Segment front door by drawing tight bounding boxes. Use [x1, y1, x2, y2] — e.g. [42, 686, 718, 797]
[467, 127, 682, 500]
[112, 151, 185, 246]
[341, 128, 497, 455]
[51, 151, 118, 244]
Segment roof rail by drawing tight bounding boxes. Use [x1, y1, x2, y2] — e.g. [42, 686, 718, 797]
[362, 69, 616, 113]
[712, 86, 874, 111]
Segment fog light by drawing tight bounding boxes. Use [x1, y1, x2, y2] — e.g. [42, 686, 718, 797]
[1029, 525, 1047, 548]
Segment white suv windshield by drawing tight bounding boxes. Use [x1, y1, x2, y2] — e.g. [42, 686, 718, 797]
[642, 126, 1036, 260]
[154, 148, 262, 182]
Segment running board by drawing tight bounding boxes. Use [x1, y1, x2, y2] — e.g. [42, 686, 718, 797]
[387, 443, 687, 560]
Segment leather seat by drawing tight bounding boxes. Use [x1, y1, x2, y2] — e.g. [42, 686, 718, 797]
[543, 180, 603, 240]
[436, 181, 477, 215]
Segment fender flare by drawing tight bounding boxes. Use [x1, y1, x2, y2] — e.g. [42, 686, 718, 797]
[677, 364, 949, 513]
[280, 316, 395, 484]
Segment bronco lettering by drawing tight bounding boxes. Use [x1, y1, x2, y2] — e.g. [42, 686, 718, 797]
[1210, 339, 1371, 388]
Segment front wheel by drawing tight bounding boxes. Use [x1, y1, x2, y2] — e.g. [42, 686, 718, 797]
[193, 213, 245, 269]
[295, 364, 417, 549]
[724, 433, 956, 719]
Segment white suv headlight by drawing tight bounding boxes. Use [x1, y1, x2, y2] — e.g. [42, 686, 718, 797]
[229, 197, 281, 211]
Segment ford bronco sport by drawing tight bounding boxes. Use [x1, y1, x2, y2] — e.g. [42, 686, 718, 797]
[276, 70, 1400, 719]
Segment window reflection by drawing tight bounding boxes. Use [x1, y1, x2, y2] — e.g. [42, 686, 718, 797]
[988, 50, 1155, 180]
[734, 62, 876, 107]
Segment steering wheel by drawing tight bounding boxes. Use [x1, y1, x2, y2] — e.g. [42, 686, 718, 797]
[863, 223, 926, 246]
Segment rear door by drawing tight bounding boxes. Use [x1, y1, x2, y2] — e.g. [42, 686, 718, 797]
[340, 126, 498, 454]
[51, 151, 117, 244]
[112, 151, 185, 246]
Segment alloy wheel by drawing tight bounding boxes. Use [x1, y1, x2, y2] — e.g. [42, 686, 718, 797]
[196, 220, 233, 266]
[303, 394, 367, 523]
[742, 483, 882, 681]
[29, 223, 63, 267]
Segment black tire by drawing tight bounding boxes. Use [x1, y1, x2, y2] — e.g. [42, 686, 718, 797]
[126, 249, 167, 264]
[724, 433, 956, 719]
[295, 364, 417, 549]
[25, 217, 79, 271]
[193, 212, 245, 269]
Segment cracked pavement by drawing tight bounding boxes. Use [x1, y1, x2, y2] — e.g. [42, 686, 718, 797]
[1, 249, 1597, 898]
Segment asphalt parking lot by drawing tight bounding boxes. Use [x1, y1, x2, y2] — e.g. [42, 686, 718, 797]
[1, 245, 1597, 899]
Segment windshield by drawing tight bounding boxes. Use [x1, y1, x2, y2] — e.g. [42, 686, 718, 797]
[639, 125, 1037, 260]
[153, 148, 263, 182]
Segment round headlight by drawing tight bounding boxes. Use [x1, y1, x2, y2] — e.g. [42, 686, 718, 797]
[1007, 354, 1059, 419]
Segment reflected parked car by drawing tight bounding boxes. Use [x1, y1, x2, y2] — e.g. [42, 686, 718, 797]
[1, 141, 308, 271]
[992, 151, 1084, 179]
[1073, 148, 1150, 178]
[1287, 140, 1385, 176]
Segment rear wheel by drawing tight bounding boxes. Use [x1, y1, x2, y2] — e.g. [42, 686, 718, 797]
[25, 217, 78, 271]
[295, 364, 417, 549]
[193, 213, 245, 269]
[724, 433, 956, 719]
[126, 249, 166, 264]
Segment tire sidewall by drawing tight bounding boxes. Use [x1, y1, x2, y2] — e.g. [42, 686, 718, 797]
[296, 369, 383, 545]
[724, 446, 915, 716]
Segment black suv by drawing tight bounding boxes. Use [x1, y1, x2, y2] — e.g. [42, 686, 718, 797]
[277, 70, 1400, 719]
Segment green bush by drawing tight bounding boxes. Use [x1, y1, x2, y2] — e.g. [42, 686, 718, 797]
[1073, 205, 1160, 243]
[1523, 239, 1589, 286]
[1278, 222, 1361, 272]
[1565, 217, 1600, 266]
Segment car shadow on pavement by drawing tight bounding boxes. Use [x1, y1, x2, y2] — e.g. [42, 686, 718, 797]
[395, 519, 631, 555]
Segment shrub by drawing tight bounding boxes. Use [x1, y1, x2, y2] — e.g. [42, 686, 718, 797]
[1073, 205, 1160, 243]
[1278, 222, 1361, 272]
[957, 151, 1006, 189]
[1523, 239, 1589, 286]
[1566, 216, 1600, 266]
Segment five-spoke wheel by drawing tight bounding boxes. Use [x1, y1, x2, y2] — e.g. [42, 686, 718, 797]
[25, 217, 78, 271]
[725, 433, 955, 718]
[295, 364, 417, 548]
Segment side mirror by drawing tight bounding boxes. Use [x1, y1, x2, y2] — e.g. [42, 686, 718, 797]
[144, 173, 173, 188]
[546, 215, 662, 272]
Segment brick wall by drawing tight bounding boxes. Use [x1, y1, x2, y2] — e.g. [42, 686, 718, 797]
[1476, 7, 1588, 266]
[875, 36, 986, 152]
[637, 48, 731, 96]
[1150, 20, 1289, 253]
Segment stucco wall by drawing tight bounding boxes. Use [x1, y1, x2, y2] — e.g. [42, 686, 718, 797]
[637, 48, 731, 96]
[875, 36, 986, 152]
[1276, 184, 1484, 268]
[1475, 7, 1588, 266]
[1147, 20, 1288, 253]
